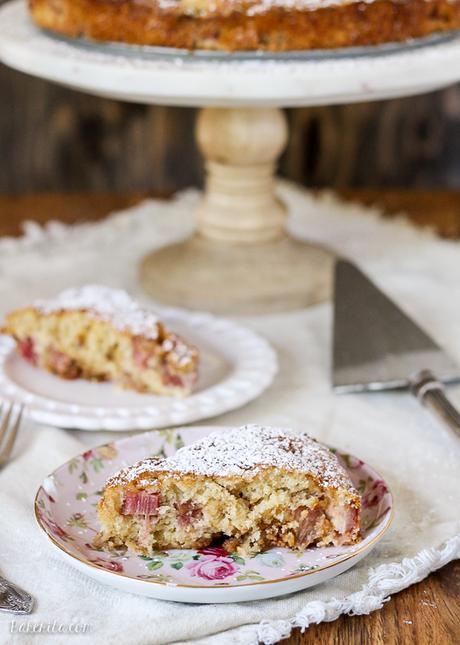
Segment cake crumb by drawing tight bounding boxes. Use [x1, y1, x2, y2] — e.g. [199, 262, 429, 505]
[420, 600, 437, 608]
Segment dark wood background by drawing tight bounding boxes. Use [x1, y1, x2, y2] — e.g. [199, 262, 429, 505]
[1, 0, 460, 194]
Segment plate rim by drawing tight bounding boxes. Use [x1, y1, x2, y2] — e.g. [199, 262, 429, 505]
[34, 428, 394, 590]
[0, 307, 278, 431]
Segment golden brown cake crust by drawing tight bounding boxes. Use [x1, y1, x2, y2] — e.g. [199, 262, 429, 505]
[29, 0, 460, 52]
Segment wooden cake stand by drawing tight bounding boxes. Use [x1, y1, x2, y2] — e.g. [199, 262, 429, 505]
[1, 0, 460, 313]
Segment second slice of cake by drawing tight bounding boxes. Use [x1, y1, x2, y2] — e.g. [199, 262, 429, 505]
[96, 425, 361, 556]
[1, 285, 199, 397]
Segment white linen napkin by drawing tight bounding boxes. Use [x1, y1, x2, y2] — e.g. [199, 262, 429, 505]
[0, 182, 459, 644]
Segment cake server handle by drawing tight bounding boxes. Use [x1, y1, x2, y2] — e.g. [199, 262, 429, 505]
[0, 575, 34, 614]
[410, 369, 460, 440]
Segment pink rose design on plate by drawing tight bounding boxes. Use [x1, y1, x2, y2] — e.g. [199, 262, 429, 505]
[42, 490, 55, 504]
[347, 456, 364, 469]
[186, 555, 239, 580]
[363, 480, 388, 508]
[90, 557, 124, 572]
[40, 515, 70, 540]
[198, 547, 229, 557]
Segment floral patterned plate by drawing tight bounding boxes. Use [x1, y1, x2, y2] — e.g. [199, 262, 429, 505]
[35, 426, 393, 603]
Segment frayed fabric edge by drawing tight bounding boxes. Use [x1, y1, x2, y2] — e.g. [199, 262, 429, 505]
[255, 534, 460, 645]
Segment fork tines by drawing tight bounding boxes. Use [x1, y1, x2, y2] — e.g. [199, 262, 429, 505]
[0, 402, 24, 467]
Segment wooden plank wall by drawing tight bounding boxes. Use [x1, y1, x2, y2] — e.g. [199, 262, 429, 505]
[1, 0, 459, 193]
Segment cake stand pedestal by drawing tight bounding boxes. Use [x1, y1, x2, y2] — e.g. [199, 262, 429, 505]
[1, 0, 460, 313]
[141, 107, 333, 313]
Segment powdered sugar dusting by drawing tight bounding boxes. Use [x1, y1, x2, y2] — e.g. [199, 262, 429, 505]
[34, 285, 160, 339]
[156, 0, 381, 15]
[107, 425, 356, 491]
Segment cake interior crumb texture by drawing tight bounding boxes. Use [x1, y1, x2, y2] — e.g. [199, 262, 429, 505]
[96, 425, 362, 556]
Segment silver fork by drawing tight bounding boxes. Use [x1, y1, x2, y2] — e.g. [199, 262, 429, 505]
[0, 401, 33, 614]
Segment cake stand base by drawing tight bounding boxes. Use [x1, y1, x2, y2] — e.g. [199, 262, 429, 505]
[140, 234, 333, 315]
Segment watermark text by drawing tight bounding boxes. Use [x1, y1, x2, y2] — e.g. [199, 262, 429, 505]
[10, 620, 91, 635]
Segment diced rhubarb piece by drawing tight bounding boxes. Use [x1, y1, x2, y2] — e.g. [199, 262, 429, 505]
[132, 336, 153, 370]
[121, 491, 160, 516]
[295, 506, 322, 545]
[162, 371, 184, 388]
[345, 505, 360, 532]
[175, 500, 203, 528]
[18, 337, 38, 365]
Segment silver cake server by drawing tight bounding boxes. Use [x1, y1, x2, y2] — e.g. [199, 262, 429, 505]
[0, 575, 33, 614]
[333, 260, 460, 439]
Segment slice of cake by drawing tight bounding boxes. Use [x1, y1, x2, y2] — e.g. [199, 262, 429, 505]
[0, 285, 199, 397]
[95, 425, 361, 556]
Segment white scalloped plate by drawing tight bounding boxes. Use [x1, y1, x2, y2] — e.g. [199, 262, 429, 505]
[35, 426, 393, 603]
[0, 309, 277, 430]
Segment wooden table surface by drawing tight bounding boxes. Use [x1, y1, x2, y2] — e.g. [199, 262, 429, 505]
[1, 190, 459, 645]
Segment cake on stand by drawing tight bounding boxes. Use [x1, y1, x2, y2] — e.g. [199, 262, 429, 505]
[1, 0, 460, 313]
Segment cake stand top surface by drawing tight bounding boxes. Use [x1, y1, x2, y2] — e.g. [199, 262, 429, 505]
[1, 0, 460, 107]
